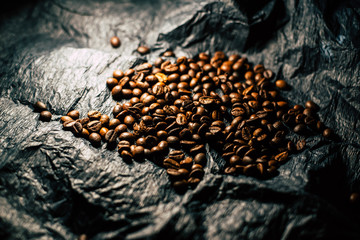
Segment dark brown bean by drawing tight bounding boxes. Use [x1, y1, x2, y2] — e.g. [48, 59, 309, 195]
[110, 36, 121, 48]
[40, 111, 52, 122]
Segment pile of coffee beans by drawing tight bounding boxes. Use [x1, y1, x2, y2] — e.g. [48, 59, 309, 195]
[59, 51, 334, 193]
[34, 101, 52, 122]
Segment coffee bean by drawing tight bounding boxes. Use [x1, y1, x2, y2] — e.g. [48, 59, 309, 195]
[296, 139, 306, 151]
[164, 158, 180, 169]
[40, 111, 52, 122]
[88, 110, 102, 120]
[119, 132, 135, 142]
[294, 123, 306, 134]
[193, 153, 206, 166]
[87, 120, 102, 132]
[105, 129, 118, 144]
[61, 116, 73, 122]
[67, 110, 80, 120]
[34, 101, 47, 112]
[137, 46, 150, 55]
[110, 36, 121, 48]
[350, 192, 360, 204]
[275, 80, 287, 89]
[173, 180, 188, 193]
[305, 100, 319, 111]
[89, 132, 101, 147]
[132, 146, 145, 160]
[323, 128, 333, 138]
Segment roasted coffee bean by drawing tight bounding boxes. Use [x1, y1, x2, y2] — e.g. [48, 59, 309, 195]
[275, 79, 287, 89]
[323, 128, 333, 138]
[167, 136, 180, 146]
[89, 132, 101, 147]
[132, 146, 145, 160]
[124, 115, 135, 127]
[110, 36, 121, 48]
[67, 110, 80, 120]
[164, 158, 180, 169]
[40, 111, 52, 122]
[287, 140, 296, 152]
[305, 100, 319, 111]
[34, 101, 47, 112]
[61, 116, 73, 122]
[105, 129, 118, 143]
[120, 150, 133, 162]
[88, 110, 102, 120]
[99, 127, 109, 139]
[189, 168, 204, 179]
[119, 132, 135, 142]
[296, 139, 306, 151]
[118, 140, 131, 152]
[87, 120, 102, 132]
[275, 151, 288, 163]
[294, 123, 306, 134]
[137, 46, 150, 55]
[350, 192, 360, 204]
[193, 153, 206, 166]
[169, 150, 185, 161]
[72, 121, 83, 135]
[173, 180, 188, 193]
[176, 113, 187, 126]
[99, 114, 110, 126]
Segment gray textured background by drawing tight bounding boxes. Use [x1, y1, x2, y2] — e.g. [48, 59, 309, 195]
[0, 0, 360, 239]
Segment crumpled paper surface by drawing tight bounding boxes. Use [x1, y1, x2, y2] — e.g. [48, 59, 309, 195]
[1, 0, 360, 239]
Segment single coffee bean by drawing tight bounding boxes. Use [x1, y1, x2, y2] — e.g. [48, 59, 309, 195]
[99, 127, 109, 139]
[78, 234, 88, 240]
[105, 129, 118, 143]
[350, 192, 360, 204]
[294, 123, 307, 134]
[124, 115, 135, 127]
[121, 150, 133, 162]
[81, 128, 90, 139]
[275, 80, 288, 89]
[67, 110, 80, 120]
[72, 121, 83, 135]
[164, 158, 180, 169]
[87, 120, 102, 132]
[173, 180, 188, 193]
[296, 139, 306, 151]
[88, 110, 102, 120]
[119, 132, 135, 142]
[113, 69, 124, 79]
[40, 111, 52, 122]
[132, 146, 145, 160]
[89, 132, 101, 147]
[137, 46, 150, 55]
[169, 150, 185, 161]
[305, 100, 319, 111]
[193, 153, 206, 166]
[110, 36, 121, 48]
[34, 101, 47, 112]
[323, 128, 333, 138]
[118, 140, 131, 152]
[107, 77, 118, 89]
[60, 116, 73, 122]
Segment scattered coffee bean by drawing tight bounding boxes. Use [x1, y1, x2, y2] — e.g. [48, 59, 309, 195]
[323, 128, 333, 138]
[67, 110, 80, 120]
[89, 132, 101, 147]
[275, 79, 288, 89]
[40, 111, 52, 122]
[110, 36, 121, 48]
[34, 101, 47, 112]
[350, 192, 360, 204]
[137, 46, 150, 55]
